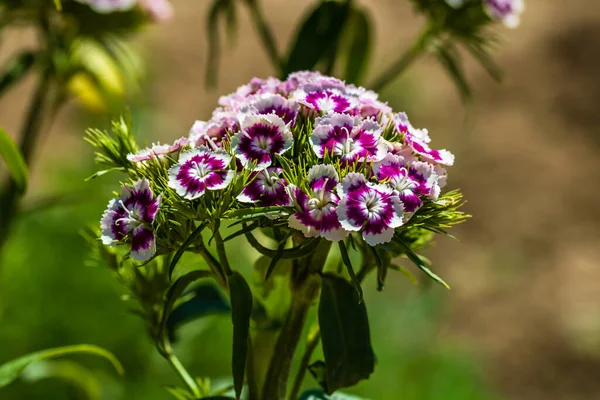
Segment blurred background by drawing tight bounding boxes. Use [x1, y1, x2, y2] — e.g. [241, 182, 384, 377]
[1, 0, 600, 399]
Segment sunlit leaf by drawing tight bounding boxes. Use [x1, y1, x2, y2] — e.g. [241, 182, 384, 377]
[0, 127, 28, 193]
[0, 344, 124, 389]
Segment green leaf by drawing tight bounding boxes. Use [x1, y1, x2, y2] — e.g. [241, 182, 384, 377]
[284, 0, 351, 76]
[343, 7, 372, 84]
[0, 52, 36, 95]
[166, 284, 230, 342]
[160, 270, 213, 335]
[389, 264, 418, 286]
[464, 41, 503, 82]
[435, 44, 471, 102]
[228, 271, 253, 399]
[337, 241, 362, 302]
[0, 127, 28, 193]
[22, 360, 100, 400]
[169, 222, 208, 279]
[202, 397, 236, 400]
[317, 274, 375, 394]
[0, 344, 124, 389]
[395, 239, 450, 289]
[53, 0, 62, 10]
[224, 206, 290, 220]
[164, 385, 195, 400]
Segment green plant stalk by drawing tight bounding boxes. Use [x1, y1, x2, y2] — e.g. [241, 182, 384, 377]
[261, 240, 331, 400]
[157, 333, 202, 398]
[288, 253, 373, 399]
[245, 0, 282, 75]
[288, 322, 321, 400]
[369, 25, 436, 92]
[0, 68, 52, 251]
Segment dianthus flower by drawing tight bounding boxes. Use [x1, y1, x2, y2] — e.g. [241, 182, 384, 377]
[337, 173, 404, 246]
[101, 179, 160, 261]
[168, 147, 234, 200]
[288, 165, 348, 241]
[95, 71, 462, 250]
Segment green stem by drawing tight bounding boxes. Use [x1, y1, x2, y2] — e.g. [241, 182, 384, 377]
[288, 323, 321, 400]
[0, 67, 52, 251]
[213, 227, 233, 277]
[261, 240, 332, 400]
[369, 26, 436, 92]
[158, 334, 202, 398]
[245, 0, 282, 75]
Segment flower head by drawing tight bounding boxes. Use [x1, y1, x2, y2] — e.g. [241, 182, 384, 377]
[237, 167, 291, 206]
[288, 165, 347, 241]
[101, 179, 160, 261]
[168, 147, 234, 200]
[336, 173, 404, 246]
[294, 89, 355, 114]
[231, 114, 293, 171]
[484, 0, 524, 28]
[244, 94, 299, 125]
[311, 113, 387, 166]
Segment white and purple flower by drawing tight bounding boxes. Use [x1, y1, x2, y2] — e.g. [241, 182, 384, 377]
[372, 153, 443, 214]
[244, 94, 299, 126]
[237, 167, 291, 206]
[168, 147, 234, 200]
[127, 137, 188, 163]
[288, 165, 348, 241]
[293, 88, 355, 114]
[394, 113, 455, 166]
[101, 179, 160, 262]
[484, 0, 524, 28]
[336, 173, 404, 246]
[311, 113, 387, 166]
[231, 114, 293, 171]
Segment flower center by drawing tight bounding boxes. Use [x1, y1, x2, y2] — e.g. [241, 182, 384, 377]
[116, 201, 144, 230]
[363, 191, 383, 215]
[392, 168, 417, 192]
[252, 136, 272, 152]
[192, 161, 211, 178]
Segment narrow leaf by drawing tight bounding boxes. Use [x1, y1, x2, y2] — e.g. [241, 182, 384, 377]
[317, 274, 375, 394]
[161, 270, 213, 334]
[166, 284, 230, 342]
[0, 52, 36, 95]
[389, 264, 418, 286]
[228, 271, 253, 399]
[0, 344, 124, 388]
[284, 1, 351, 76]
[0, 127, 28, 193]
[205, 0, 231, 87]
[169, 222, 208, 279]
[343, 7, 371, 84]
[337, 241, 363, 302]
[396, 240, 450, 289]
[436, 44, 471, 102]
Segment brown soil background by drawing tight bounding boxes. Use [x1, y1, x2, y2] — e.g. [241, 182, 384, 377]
[2, 1, 600, 399]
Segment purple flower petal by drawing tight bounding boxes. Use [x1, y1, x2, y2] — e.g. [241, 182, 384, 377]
[131, 226, 156, 261]
[336, 174, 404, 246]
[100, 178, 160, 262]
[237, 167, 291, 206]
[231, 114, 293, 171]
[311, 113, 385, 165]
[168, 147, 234, 200]
[287, 165, 347, 241]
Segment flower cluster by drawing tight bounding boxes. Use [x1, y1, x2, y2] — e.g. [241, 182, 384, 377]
[445, 0, 524, 28]
[100, 71, 458, 261]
